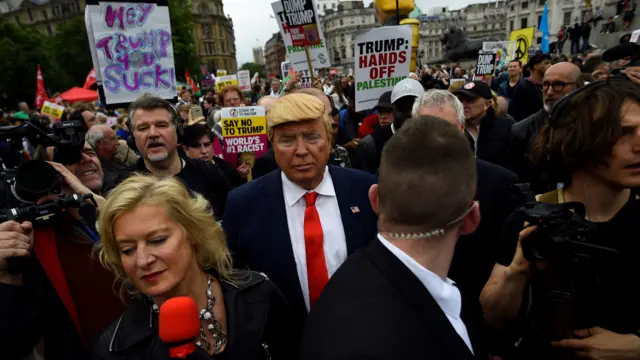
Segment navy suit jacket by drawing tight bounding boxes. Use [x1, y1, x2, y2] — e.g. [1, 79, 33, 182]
[222, 165, 378, 334]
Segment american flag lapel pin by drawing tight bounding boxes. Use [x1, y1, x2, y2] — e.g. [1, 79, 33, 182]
[350, 206, 360, 214]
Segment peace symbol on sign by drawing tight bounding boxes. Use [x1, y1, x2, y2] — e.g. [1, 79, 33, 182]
[515, 37, 528, 60]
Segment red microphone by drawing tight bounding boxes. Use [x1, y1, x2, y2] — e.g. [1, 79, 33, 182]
[159, 297, 200, 359]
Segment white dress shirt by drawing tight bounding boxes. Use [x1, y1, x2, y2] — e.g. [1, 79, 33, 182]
[269, 90, 280, 98]
[281, 167, 348, 311]
[378, 234, 475, 354]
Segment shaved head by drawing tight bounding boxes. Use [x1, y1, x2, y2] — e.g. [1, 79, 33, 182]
[298, 88, 331, 115]
[257, 96, 278, 113]
[546, 62, 582, 83]
[543, 62, 584, 112]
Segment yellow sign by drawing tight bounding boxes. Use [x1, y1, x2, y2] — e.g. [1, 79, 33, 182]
[41, 101, 64, 120]
[215, 75, 239, 92]
[509, 27, 536, 64]
[216, 69, 228, 77]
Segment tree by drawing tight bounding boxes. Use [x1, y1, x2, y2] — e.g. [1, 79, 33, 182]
[48, 16, 93, 89]
[169, 0, 199, 81]
[239, 62, 266, 80]
[0, 21, 65, 109]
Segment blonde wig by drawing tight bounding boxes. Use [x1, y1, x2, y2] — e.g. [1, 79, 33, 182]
[266, 93, 331, 141]
[97, 175, 233, 291]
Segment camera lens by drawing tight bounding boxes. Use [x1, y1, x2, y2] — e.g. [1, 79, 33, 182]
[14, 161, 62, 203]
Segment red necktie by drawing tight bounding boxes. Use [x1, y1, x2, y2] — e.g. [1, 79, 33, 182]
[304, 192, 329, 306]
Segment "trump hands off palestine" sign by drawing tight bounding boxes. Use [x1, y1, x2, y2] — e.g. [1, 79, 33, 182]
[354, 25, 412, 112]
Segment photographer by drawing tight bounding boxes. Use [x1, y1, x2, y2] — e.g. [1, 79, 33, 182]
[0, 142, 126, 360]
[480, 78, 640, 359]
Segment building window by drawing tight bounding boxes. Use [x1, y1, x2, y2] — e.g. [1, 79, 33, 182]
[42, 9, 47, 20]
[332, 3, 336, 8]
[27, 9, 33, 21]
[53, 6, 58, 16]
[341, 33, 345, 42]
[323, 4, 327, 9]
[522, 1, 528, 9]
[539, 0, 545, 5]
[317, 4, 320, 10]
[340, 19, 343, 26]
[536, 36, 542, 44]
[341, 47, 346, 59]
[361, 16, 365, 23]
[538, 15, 542, 28]
[510, 4, 515, 11]
[563, 11, 571, 25]
[203, 25, 211, 38]
[46, 25, 53, 35]
[521, 17, 528, 28]
[473, 26, 477, 31]
[510, 19, 514, 31]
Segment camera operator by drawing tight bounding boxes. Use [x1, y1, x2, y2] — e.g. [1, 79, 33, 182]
[0, 142, 127, 360]
[480, 78, 640, 359]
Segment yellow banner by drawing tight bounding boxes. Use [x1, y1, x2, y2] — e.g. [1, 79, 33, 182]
[216, 69, 228, 77]
[215, 75, 239, 92]
[509, 27, 536, 64]
[41, 101, 64, 120]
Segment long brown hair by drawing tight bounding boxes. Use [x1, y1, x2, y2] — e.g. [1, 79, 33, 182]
[531, 78, 640, 185]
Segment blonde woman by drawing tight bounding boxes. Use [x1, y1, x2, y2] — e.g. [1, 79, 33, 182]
[93, 175, 295, 360]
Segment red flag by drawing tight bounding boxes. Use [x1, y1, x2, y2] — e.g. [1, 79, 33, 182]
[83, 68, 96, 89]
[185, 69, 199, 93]
[35, 65, 47, 108]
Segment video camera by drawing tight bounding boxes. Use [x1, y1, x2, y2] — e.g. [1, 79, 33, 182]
[512, 184, 619, 262]
[0, 120, 95, 225]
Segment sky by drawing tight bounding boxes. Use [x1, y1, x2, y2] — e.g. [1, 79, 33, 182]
[224, 0, 476, 66]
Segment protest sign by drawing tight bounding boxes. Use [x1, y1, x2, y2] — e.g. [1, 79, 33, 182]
[272, 1, 331, 72]
[238, 70, 251, 91]
[41, 101, 64, 120]
[279, 0, 320, 46]
[482, 41, 516, 70]
[86, 2, 177, 107]
[509, 27, 535, 64]
[354, 25, 412, 112]
[215, 75, 239, 92]
[475, 51, 497, 76]
[630, 29, 640, 43]
[217, 69, 228, 76]
[220, 106, 268, 170]
[281, 61, 292, 80]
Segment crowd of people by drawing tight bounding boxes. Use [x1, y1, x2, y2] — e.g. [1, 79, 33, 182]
[0, 41, 639, 360]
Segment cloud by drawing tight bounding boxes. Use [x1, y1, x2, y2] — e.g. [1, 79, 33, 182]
[225, 0, 281, 66]
[227, 0, 477, 66]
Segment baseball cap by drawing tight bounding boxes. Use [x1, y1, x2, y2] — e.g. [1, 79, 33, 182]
[373, 91, 394, 112]
[453, 81, 492, 100]
[391, 78, 425, 104]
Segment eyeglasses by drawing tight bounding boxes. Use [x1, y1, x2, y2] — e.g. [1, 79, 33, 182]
[542, 81, 576, 92]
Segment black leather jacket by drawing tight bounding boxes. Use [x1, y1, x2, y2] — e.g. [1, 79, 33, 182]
[92, 271, 296, 360]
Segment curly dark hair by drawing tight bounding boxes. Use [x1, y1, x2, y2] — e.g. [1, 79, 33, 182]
[531, 77, 640, 185]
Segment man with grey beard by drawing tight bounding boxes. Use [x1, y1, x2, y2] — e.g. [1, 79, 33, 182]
[507, 62, 583, 193]
[128, 95, 231, 219]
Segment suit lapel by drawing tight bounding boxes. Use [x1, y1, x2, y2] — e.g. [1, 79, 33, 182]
[329, 166, 367, 254]
[365, 239, 475, 358]
[258, 171, 307, 317]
